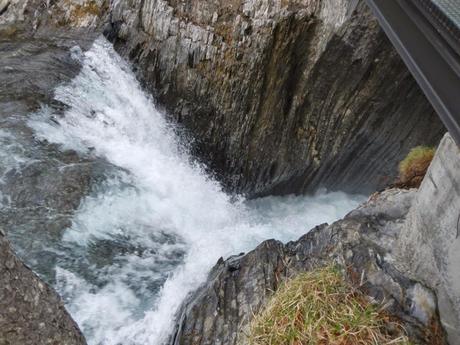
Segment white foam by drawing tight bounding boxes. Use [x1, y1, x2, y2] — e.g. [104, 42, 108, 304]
[29, 37, 365, 345]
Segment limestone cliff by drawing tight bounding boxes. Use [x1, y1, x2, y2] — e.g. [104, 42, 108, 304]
[396, 133, 460, 345]
[106, 0, 444, 196]
[0, 1, 456, 344]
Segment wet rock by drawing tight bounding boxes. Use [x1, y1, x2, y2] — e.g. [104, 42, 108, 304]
[169, 188, 447, 345]
[107, 0, 444, 197]
[5, 159, 96, 212]
[0, 229, 86, 345]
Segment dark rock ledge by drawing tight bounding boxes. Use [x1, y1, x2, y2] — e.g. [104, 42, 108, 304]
[0, 229, 86, 345]
[169, 188, 446, 345]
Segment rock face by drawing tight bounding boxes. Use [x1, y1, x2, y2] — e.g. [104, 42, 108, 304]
[169, 188, 446, 345]
[106, 0, 444, 196]
[0, 229, 86, 345]
[396, 133, 460, 345]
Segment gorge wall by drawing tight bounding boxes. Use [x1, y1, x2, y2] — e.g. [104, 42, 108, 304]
[106, 0, 444, 197]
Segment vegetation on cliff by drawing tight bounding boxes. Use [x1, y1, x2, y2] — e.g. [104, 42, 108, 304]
[249, 266, 411, 345]
[399, 146, 436, 187]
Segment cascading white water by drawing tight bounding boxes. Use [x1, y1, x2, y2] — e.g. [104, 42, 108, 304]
[28, 38, 365, 345]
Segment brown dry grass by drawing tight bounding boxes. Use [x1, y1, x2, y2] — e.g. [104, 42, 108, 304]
[398, 146, 435, 187]
[249, 266, 411, 345]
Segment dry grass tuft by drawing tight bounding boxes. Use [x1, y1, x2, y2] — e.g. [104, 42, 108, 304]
[72, 0, 100, 18]
[398, 146, 435, 187]
[249, 266, 411, 345]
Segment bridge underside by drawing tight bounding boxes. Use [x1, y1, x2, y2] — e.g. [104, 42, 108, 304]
[365, 0, 460, 145]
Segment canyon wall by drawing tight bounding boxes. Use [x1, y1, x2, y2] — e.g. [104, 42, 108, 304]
[106, 0, 444, 196]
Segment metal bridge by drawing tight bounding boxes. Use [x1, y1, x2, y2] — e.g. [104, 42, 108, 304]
[364, 0, 460, 145]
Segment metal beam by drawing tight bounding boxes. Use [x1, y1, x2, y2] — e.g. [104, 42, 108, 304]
[364, 0, 460, 145]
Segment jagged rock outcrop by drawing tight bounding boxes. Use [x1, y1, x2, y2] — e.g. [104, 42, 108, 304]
[0, 229, 86, 345]
[169, 188, 446, 345]
[106, 0, 444, 197]
[396, 133, 460, 345]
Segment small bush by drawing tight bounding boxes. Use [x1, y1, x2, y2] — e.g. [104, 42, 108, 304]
[249, 266, 411, 345]
[399, 146, 435, 187]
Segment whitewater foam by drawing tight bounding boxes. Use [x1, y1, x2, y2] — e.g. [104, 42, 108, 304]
[28, 37, 365, 345]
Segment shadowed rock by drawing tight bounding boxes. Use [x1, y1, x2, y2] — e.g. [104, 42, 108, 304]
[0, 229, 86, 345]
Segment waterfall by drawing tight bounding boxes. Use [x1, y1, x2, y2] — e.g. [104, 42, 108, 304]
[26, 37, 364, 345]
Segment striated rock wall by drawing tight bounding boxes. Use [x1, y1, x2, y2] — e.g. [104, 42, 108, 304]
[396, 133, 460, 345]
[169, 188, 446, 345]
[0, 229, 86, 345]
[106, 0, 444, 197]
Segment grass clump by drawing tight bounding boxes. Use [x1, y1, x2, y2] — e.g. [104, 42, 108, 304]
[398, 146, 435, 187]
[73, 0, 101, 17]
[249, 266, 411, 345]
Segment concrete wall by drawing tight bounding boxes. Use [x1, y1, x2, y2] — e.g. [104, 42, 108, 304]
[396, 133, 460, 344]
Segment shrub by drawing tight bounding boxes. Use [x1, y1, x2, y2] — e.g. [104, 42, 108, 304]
[399, 146, 436, 187]
[249, 266, 411, 345]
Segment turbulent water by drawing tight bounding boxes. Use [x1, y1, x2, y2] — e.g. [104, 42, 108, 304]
[5, 38, 365, 344]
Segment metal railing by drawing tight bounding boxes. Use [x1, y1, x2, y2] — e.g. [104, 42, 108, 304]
[365, 0, 460, 145]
